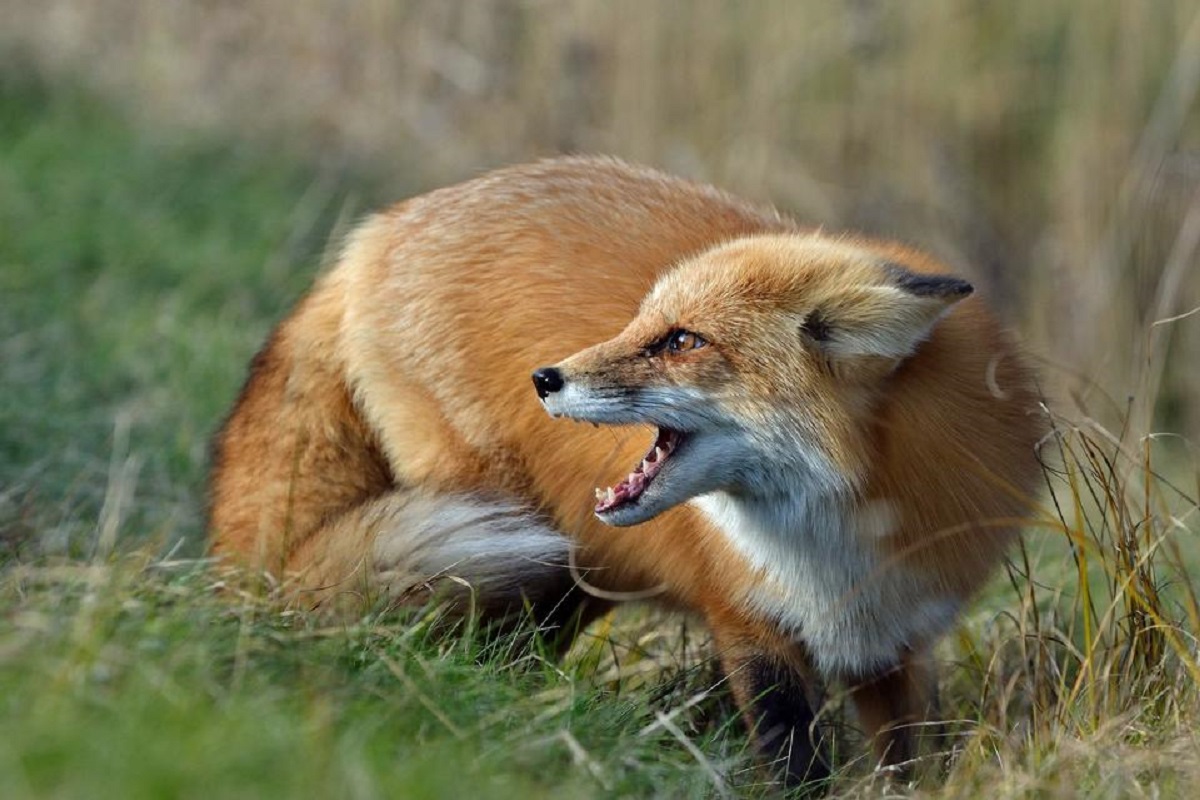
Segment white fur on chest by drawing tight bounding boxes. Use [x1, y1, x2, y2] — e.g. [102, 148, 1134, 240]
[695, 492, 960, 677]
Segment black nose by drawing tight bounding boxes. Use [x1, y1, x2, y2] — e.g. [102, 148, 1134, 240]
[531, 367, 564, 399]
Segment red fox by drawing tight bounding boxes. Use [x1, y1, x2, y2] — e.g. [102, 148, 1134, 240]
[209, 156, 1045, 786]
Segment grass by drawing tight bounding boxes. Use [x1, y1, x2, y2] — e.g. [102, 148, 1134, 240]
[0, 72, 371, 559]
[0, 559, 742, 799]
[2, 65, 1200, 798]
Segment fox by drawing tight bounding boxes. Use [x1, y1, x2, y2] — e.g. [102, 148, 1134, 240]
[208, 156, 1045, 787]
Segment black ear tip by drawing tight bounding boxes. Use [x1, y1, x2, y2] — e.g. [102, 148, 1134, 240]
[884, 263, 974, 298]
[941, 278, 974, 297]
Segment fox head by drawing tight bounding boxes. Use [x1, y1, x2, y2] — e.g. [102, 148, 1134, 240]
[533, 234, 974, 527]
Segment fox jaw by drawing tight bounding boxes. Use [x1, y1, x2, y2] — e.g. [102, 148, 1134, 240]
[534, 234, 973, 528]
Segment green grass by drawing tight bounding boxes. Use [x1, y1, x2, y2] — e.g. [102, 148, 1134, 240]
[0, 560, 748, 799]
[2, 73, 1200, 798]
[0, 73, 367, 558]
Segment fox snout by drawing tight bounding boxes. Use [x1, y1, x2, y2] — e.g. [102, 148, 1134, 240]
[531, 367, 565, 399]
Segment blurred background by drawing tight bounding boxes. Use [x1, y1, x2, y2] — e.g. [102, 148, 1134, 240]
[2, 0, 1198, 553]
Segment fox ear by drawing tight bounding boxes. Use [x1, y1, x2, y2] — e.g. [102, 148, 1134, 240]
[804, 265, 972, 361]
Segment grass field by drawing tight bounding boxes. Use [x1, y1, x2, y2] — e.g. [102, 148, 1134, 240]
[2, 34, 1200, 800]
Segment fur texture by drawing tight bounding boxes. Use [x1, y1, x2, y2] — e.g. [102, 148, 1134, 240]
[208, 156, 1045, 786]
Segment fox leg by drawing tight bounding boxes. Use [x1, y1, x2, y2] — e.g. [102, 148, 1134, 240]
[284, 488, 602, 646]
[710, 621, 830, 788]
[847, 646, 939, 775]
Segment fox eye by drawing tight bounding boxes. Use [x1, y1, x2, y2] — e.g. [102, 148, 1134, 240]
[666, 329, 707, 353]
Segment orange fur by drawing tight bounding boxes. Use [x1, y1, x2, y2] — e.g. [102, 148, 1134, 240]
[208, 156, 1045, 786]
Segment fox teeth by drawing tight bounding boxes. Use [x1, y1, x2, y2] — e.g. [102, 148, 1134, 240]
[605, 488, 616, 505]
[654, 446, 665, 461]
[640, 459, 651, 473]
[594, 487, 605, 501]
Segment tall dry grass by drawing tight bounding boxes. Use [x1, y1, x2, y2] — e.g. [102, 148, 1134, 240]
[926, 406, 1200, 793]
[3, 0, 1198, 438]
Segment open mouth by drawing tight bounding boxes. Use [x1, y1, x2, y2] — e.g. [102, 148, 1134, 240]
[594, 427, 685, 514]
